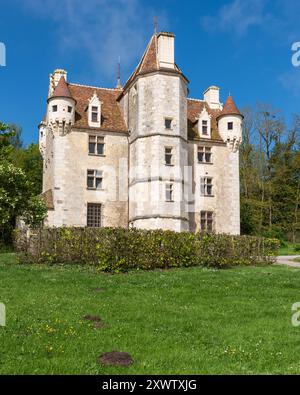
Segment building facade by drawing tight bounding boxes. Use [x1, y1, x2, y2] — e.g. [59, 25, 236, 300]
[39, 32, 243, 234]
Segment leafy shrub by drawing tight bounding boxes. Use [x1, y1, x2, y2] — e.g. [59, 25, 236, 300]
[15, 227, 280, 272]
[294, 244, 300, 252]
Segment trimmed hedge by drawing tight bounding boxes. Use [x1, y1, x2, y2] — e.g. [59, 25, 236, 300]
[15, 227, 279, 272]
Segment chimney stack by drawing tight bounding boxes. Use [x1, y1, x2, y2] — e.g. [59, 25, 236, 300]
[157, 32, 175, 69]
[204, 86, 221, 110]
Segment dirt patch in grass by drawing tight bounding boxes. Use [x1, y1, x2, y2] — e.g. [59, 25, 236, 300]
[91, 287, 105, 293]
[83, 314, 107, 329]
[98, 351, 133, 367]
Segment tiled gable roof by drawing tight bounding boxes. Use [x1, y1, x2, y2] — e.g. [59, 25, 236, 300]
[68, 84, 128, 132]
[187, 99, 223, 141]
[121, 33, 188, 94]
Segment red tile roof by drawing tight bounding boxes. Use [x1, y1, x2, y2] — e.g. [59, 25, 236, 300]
[187, 99, 223, 141]
[218, 95, 243, 118]
[68, 84, 128, 132]
[121, 33, 188, 95]
[50, 76, 73, 100]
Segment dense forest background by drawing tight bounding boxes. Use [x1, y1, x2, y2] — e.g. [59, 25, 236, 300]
[1, 102, 300, 245]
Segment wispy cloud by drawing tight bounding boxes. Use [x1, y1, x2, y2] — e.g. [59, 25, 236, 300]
[21, 0, 168, 83]
[201, 0, 271, 36]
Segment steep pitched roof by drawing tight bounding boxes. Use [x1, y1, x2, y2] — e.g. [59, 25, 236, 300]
[121, 33, 188, 95]
[187, 99, 223, 141]
[218, 95, 243, 118]
[51, 76, 73, 99]
[68, 84, 128, 132]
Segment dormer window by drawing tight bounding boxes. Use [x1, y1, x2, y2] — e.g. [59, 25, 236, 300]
[88, 92, 102, 128]
[52, 105, 58, 112]
[91, 107, 98, 122]
[202, 120, 208, 135]
[198, 108, 211, 138]
[228, 122, 233, 130]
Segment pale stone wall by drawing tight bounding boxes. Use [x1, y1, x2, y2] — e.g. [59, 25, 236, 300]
[128, 72, 189, 232]
[188, 140, 240, 234]
[43, 128, 128, 228]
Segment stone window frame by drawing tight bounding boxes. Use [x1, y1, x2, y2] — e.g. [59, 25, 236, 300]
[88, 135, 105, 156]
[88, 92, 102, 128]
[52, 105, 58, 112]
[164, 146, 174, 166]
[200, 210, 214, 232]
[87, 169, 103, 190]
[200, 177, 214, 197]
[87, 203, 102, 228]
[164, 117, 173, 130]
[165, 183, 174, 202]
[198, 146, 213, 164]
[198, 108, 212, 139]
[227, 121, 233, 131]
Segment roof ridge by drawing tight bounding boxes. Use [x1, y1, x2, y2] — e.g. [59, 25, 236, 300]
[188, 98, 205, 102]
[69, 83, 121, 92]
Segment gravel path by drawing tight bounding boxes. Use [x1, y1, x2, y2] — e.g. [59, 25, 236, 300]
[276, 255, 300, 268]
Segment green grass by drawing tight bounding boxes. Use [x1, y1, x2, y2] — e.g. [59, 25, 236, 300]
[278, 243, 300, 256]
[1, 253, 300, 374]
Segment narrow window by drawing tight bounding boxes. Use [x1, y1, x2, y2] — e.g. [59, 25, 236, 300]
[52, 105, 58, 112]
[96, 136, 104, 155]
[89, 136, 96, 154]
[68, 106, 72, 113]
[202, 120, 208, 135]
[165, 183, 173, 202]
[198, 146, 212, 163]
[87, 169, 103, 190]
[91, 106, 98, 123]
[228, 122, 233, 130]
[87, 203, 102, 228]
[200, 211, 213, 232]
[165, 147, 173, 165]
[165, 118, 172, 130]
[200, 177, 213, 196]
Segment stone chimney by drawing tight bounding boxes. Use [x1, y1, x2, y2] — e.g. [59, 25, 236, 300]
[204, 86, 221, 110]
[157, 32, 175, 69]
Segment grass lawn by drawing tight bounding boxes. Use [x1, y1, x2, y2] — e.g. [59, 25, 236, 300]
[1, 253, 300, 374]
[279, 243, 300, 256]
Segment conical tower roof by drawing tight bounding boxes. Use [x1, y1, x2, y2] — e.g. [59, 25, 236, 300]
[218, 95, 243, 119]
[51, 76, 73, 99]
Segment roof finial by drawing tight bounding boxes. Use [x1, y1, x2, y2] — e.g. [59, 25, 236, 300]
[153, 16, 158, 34]
[116, 56, 122, 89]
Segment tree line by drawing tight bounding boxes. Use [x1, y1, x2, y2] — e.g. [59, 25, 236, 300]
[240, 104, 300, 243]
[0, 122, 46, 246]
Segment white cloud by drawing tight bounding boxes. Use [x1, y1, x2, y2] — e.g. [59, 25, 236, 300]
[201, 0, 270, 36]
[21, 0, 168, 83]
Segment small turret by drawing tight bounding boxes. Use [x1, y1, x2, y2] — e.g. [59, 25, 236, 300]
[217, 95, 243, 152]
[47, 76, 76, 135]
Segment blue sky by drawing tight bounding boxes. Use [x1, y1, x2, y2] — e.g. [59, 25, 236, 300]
[1, 0, 300, 145]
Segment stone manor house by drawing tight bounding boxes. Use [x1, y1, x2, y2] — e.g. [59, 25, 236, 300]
[39, 31, 243, 234]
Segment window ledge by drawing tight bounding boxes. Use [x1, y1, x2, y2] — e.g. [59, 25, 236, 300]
[200, 195, 215, 198]
[165, 164, 174, 167]
[87, 188, 105, 191]
[198, 162, 213, 165]
[88, 154, 106, 157]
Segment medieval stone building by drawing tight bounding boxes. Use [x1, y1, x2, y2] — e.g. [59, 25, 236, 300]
[39, 31, 243, 234]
